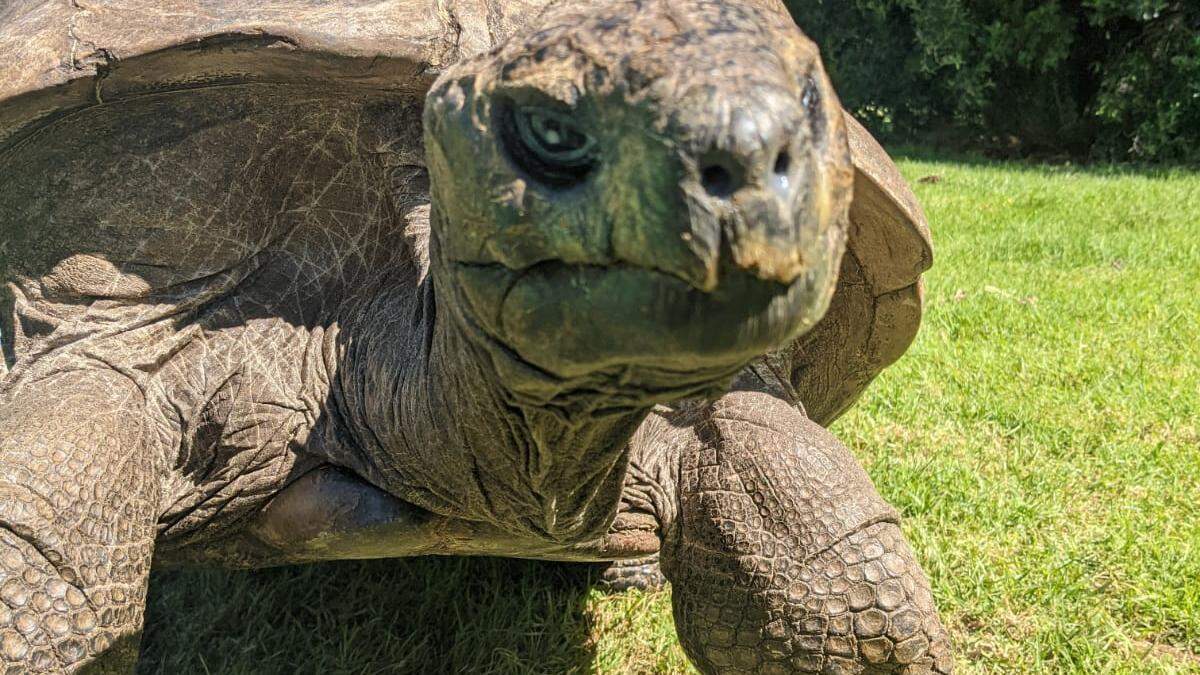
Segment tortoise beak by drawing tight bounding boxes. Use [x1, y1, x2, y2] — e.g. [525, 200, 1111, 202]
[613, 76, 849, 294]
[694, 100, 817, 287]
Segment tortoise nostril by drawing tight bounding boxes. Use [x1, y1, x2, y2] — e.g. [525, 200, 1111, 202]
[701, 163, 736, 197]
[773, 150, 791, 176]
[771, 149, 794, 195]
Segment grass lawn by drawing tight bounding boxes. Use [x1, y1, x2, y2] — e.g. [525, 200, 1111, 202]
[137, 155, 1200, 674]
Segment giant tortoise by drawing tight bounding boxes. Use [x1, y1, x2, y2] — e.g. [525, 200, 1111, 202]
[0, 0, 949, 672]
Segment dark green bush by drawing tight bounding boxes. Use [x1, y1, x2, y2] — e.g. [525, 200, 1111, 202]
[786, 0, 1200, 162]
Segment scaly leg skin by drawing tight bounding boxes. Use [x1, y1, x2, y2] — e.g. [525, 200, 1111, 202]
[647, 391, 953, 674]
[597, 556, 667, 592]
[0, 369, 159, 673]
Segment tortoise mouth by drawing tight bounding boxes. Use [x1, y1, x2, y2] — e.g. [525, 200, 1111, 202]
[450, 256, 835, 383]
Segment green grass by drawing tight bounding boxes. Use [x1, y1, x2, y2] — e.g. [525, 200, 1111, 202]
[138, 157, 1200, 674]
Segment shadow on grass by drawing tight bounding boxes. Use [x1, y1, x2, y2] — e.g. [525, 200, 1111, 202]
[139, 556, 601, 674]
[887, 143, 1199, 180]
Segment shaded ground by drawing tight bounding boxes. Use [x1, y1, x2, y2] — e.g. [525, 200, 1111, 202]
[140, 157, 1200, 673]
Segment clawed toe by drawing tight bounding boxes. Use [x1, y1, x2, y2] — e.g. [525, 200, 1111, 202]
[597, 556, 667, 593]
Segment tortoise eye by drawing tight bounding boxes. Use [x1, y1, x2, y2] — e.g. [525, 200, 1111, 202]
[500, 104, 597, 188]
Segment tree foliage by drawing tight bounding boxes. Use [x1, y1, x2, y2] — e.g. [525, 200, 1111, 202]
[787, 0, 1200, 162]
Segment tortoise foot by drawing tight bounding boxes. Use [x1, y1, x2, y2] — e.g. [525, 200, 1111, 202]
[597, 556, 667, 592]
[660, 392, 955, 674]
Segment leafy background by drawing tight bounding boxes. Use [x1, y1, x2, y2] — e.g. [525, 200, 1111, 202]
[786, 0, 1200, 162]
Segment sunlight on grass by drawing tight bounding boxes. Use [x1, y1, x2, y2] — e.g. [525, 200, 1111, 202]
[139, 159, 1200, 673]
[841, 159, 1200, 674]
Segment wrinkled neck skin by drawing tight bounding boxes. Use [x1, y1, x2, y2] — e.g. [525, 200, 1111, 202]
[324, 236, 736, 544]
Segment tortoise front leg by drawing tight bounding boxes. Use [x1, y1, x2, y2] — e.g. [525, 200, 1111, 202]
[641, 391, 954, 674]
[0, 369, 160, 673]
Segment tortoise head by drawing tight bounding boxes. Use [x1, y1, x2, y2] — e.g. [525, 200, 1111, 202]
[423, 0, 853, 404]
